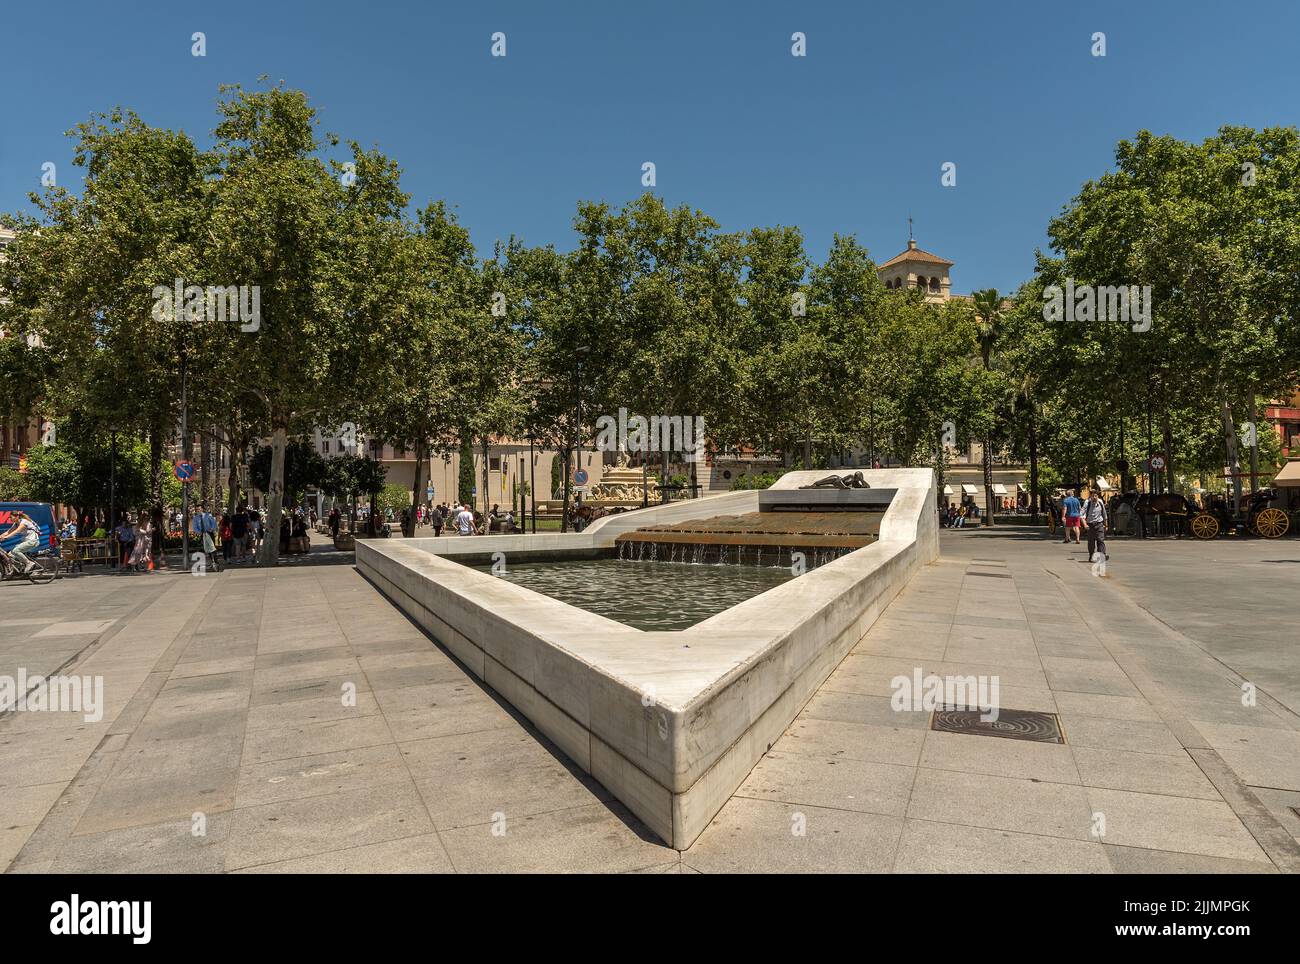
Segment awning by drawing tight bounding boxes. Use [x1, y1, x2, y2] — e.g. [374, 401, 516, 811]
[961, 484, 977, 495]
[1274, 460, 1300, 487]
[1095, 477, 1113, 491]
[942, 485, 954, 495]
[991, 483, 1008, 496]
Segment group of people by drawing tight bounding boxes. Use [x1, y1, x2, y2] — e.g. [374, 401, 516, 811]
[424, 502, 521, 537]
[1056, 489, 1110, 563]
[941, 500, 980, 528]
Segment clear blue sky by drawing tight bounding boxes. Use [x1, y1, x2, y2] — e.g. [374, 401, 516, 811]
[3, 0, 1297, 293]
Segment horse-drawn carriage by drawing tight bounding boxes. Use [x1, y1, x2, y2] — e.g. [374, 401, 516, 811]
[1109, 488, 1291, 540]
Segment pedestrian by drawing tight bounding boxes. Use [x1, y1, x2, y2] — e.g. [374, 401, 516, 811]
[220, 513, 233, 563]
[430, 504, 444, 537]
[231, 504, 250, 559]
[1082, 489, 1109, 563]
[328, 507, 341, 539]
[1061, 489, 1083, 544]
[129, 513, 153, 571]
[456, 502, 475, 536]
[114, 514, 136, 569]
[192, 502, 218, 568]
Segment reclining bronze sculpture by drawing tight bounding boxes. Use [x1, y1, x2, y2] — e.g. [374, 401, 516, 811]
[800, 471, 871, 490]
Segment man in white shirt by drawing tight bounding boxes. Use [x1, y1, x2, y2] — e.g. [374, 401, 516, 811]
[456, 504, 475, 536]
[191, 505, 216, 538]
[192, 504, 218, 559]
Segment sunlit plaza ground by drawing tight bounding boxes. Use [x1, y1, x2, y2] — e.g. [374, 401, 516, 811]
[3, 526, 1297, 874]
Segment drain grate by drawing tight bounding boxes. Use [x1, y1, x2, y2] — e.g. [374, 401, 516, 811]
[931, 707, 1065, 743]
[967, 570, 1012, 579]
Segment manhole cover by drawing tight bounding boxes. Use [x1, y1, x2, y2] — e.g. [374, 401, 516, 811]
[931, 707, 1065, 743]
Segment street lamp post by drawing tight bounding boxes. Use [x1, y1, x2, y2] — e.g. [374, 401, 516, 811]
[572, 345, 590, 528]
[528, 433, 537, 534]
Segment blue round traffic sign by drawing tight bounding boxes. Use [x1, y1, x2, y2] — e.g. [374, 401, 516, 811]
[174, 460, 196, 482]
[574, 469, 589, 486]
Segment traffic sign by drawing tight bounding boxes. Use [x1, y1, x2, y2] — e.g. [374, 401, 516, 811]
[174, 460, 196, 482]
[573, 468, 589, 486]
[1150, 455, 1166, 471]
[426, 484, 434, 500]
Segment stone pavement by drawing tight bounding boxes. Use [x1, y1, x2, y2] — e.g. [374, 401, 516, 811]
[0, 573, 173, 693]
[682, 530, 1300, 872]
[3, 528, 1298, 873]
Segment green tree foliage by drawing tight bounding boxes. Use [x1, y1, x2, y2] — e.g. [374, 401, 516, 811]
[0, 468, 31, 501]
[1035, 126, 1300, 498]
[250, 438, 326, 504]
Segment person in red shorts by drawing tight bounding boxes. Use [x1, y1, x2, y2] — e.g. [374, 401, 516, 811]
[1060, 490, 1083, 544]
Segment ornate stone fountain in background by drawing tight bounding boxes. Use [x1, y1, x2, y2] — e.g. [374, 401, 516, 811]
[584, 448, 668, 505]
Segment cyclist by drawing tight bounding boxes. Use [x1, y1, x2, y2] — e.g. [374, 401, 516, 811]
[0, 511, 44, 575]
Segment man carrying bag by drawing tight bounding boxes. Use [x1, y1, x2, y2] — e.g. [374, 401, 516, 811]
[1082, 490, 1109, 564]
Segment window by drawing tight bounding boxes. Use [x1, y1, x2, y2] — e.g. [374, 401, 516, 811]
[322, 439, 330, 454]
[489, 456, 501, 471]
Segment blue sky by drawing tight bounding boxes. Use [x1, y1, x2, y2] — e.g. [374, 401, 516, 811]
[3, 0, 1297, 293]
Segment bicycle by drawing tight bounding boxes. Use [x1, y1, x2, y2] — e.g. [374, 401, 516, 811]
[0, 545, 58, 585]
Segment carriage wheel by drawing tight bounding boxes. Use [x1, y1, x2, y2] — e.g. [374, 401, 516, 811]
[1253, 507, 1290, 539]
[1190, 513, 1220, 540]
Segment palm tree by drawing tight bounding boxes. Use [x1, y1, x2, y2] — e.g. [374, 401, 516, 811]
[972, 289, 1004, 528]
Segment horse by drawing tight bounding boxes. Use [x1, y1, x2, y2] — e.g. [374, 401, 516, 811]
[568, 503, 629, 531]
[1108, 491, 1196, 538]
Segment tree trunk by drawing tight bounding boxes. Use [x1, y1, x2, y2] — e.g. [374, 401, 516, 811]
[982, 436, 996, 528]
[803, 434, 812, 470]
[200, 430, 211, 509]
[259, 425, 287, 565]
[407, 438, 426, 538]
[934, 432, 947, 511]
[560, 444, 572, 533]
[149, 424, 164, 511]
[225, 443, 241, 515]
[1221, 401, 1242, 513]
[481, 436, 490, 519]
[1248, 393, 1259, 499]
[1029, 411, 1039, 525]
[1161, 407, 1175, 494]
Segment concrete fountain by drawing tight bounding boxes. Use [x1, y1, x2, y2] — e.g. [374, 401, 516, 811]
[356, 468, 937, 848]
